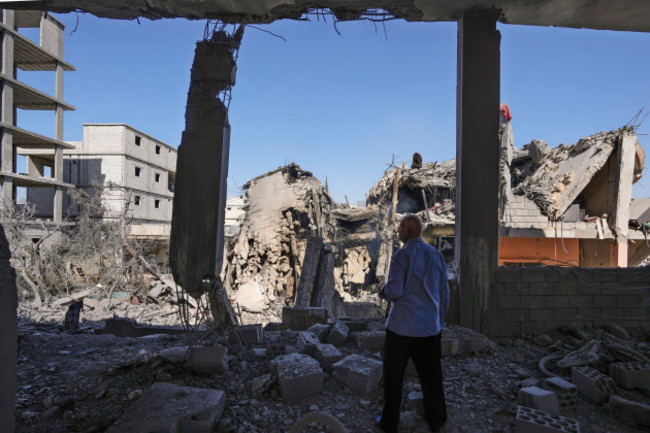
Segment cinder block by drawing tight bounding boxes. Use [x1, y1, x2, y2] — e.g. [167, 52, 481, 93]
[515, 405, 580, 433]
[332, 354, 383, 394]
[271, 353, 323, 399]
[571, 366, 617, 404]
[354, 331, 385, 352]
[608, 395, 650, 428]
[282, 307, 327, 331]
[518, 386, 560, 417]
[312, 343, 343, 372]
[542, 377, 577, 409]
[306, 323, 331, 342]
[185, 344, 229, 374]
[327, 320, 350, 347]
[609, 362, 650, 390]
[228, 324, 263, 346]
[296, 331, 321, 355]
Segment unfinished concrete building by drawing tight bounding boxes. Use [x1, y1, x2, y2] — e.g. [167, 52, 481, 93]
[54, 123, 177, 239]
[0, 9, 75, 223]
[3, 1, 650, 432]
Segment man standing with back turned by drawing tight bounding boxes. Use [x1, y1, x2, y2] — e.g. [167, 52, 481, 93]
[376, 214, 449, 433]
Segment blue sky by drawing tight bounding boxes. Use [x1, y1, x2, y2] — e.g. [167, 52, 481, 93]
[15, 13, 650, 203]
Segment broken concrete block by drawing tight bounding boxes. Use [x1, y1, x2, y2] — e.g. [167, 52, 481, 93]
[571, 366, 617, 404]
[332, 354, 383, 394]
[342, 302, 381, 318]
[159, 346, 188, 364]
[518, 386, 560, 417]
[185, 344, 229, 374]
[339, 316, 368, 332]
[282, 307, 327, 331]
[354, 331, 385, 352]
[312, 343, 343, 372]
[543, 377, 577, 409]
[327, 320, 349, 347]
[105, 382, 226, 433]
[515, 405, 580, 433]
[609, 362, 650, 390]
[607, 395, 650, 427]
[246, 373, 273, 397]
[367, 320, 385, 332]
[228, 324, 263, 346]
[306, 323, 331, 342]
[296, 331, 320, 355]
[271, 353, 323, 399]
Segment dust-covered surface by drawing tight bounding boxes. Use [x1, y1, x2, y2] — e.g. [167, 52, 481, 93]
[14, 314, 650, 433]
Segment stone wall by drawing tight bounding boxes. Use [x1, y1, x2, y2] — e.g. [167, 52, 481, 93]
[489, 266, 650, 336]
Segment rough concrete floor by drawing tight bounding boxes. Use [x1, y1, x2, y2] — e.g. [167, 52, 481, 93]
[13, 316, 650, 433]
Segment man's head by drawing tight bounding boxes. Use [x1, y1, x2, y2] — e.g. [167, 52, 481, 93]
[398, 215, 423, 243]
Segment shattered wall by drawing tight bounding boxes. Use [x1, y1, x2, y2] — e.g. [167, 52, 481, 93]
[224, 164, 337, 323]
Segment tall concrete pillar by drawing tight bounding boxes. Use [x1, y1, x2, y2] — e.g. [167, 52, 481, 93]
[455, 11, 501, 333]
[170, 28, 243, 301]
[1, 10, 14, 205]
[53, 60, 64, 223]
[0, 223, 17, 433]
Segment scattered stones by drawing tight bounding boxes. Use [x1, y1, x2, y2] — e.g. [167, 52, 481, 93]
[271, 353, 324, 399]
[246, 373, 274, 397]
[296, 331, 320, 355]
[185, 344, 229, 374]
[571, 366, 617, 404]
[105, 382, 226, 433]
[327, 320, 349, 347]
[607, 395, 650, 427]
[311, 343, 343, 372]
[515, 405, 580, 433]
[306, 323, 331, 342]
[543, 377, 577, 409]
[158, 346, 188, 364]
[609, 362, 650, 390]
[282, 307, 328, 331]
[332, 354, 382, 394]
[228, 324, 264, 346]
[518, 386, 560, 417]
[354, 331, 385, 352]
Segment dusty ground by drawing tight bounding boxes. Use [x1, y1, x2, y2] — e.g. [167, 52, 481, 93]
[13, 310, 650, 433]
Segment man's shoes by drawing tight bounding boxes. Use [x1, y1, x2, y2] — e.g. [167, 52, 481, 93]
[428, 418, 447, 433]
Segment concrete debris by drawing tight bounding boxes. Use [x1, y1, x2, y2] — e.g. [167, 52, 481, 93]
[571, 366, 617, 404]
[518, 386, 560, 417]
[354, 330, 386, 352]
[15, 317, 650, 433]
[282, 307, 327, 331]
[306, 323, 331, 342]
[311, 343, 343, 373]
[185, 344, 229, 374]
[105, 382, 226, 433]
[270, 352, 324, 399]
[607, 395, 650, 427]
[331, 354, 383, 394]
[327, 320, 350, 347]
[514, 405, 580, 433]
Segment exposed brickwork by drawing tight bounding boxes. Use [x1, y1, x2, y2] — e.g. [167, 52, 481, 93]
[491, 267, 650, 336]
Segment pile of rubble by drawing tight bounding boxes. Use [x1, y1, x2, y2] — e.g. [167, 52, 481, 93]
[14, 310, 650, 433]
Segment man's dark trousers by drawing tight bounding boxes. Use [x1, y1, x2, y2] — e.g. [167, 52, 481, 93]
[380, 329, 447, 432]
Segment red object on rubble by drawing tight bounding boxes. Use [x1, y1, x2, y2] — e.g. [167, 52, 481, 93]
[499, 103, 512, 122]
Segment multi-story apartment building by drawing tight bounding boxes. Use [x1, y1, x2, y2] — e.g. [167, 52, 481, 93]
[51, 123, 176, 238]
[0, 10, 75, 222]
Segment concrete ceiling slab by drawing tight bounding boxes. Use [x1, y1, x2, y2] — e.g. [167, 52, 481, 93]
[2, 0, 650, 32]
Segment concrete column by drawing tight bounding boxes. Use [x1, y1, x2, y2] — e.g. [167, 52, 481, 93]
[455, 11, 501, 333]
[26, 155, 45, 177]
[1, 10, 14, 205]
[170, 28, 243, 301]
[53, 61, 64, 222]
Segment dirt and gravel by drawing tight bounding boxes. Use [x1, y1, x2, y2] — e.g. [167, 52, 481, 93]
[13, 306, 650, 433]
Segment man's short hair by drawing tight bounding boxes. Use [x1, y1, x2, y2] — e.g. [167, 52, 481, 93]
[401, 214, 423, 236]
